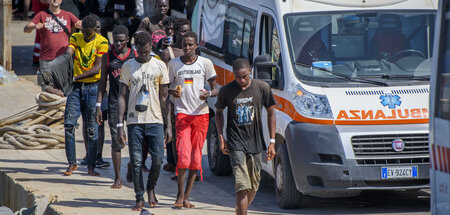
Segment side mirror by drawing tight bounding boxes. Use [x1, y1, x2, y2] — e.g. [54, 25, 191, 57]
[254, 54, 281, 89]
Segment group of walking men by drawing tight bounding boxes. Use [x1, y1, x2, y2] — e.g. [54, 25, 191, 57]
[23, 0, 277, 214]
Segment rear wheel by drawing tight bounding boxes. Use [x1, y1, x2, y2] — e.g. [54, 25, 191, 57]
[275, 143, 302, 209]
[207, 117, 232, 176]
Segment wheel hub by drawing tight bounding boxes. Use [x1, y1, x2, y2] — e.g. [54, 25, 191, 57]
[276, 162, 283, 191]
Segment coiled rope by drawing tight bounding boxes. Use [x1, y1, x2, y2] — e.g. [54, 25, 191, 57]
[0, 92, 66, 149]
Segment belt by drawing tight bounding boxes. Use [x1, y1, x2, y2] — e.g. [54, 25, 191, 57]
[73, 81, 98, 87]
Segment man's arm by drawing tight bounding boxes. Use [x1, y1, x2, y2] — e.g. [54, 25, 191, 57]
[96, 56, 108, 124]
[215, 108, 229, 155]
[74, 55, 103, 81]
[160, 49, 171, 65]
[117, 82, 129, 146]
[67, 47, 75, 56]
[200, 77, 218, 100]
[159, 83, 172, 144]
[24, 22, 43, 33]
[266, 105, 276, 161]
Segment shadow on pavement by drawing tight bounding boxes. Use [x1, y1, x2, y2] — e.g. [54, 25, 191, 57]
[12, 46, 37, 76]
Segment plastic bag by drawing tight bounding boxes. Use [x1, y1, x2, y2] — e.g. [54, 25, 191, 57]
[135, 84, 149, 112]
[0, 65, 18, 85]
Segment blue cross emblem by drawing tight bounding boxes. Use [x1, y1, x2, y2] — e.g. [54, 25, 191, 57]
[380, 94, 402, 109]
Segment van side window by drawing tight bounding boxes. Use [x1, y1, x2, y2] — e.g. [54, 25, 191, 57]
[224, 3, 257, 65]
[199, 0, 227, 54]
[260, 15, 281, 62]
[259, 15, 282, 82]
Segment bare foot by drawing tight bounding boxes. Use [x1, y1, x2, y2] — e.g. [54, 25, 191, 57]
[110, 179, 122, 189]
[132, 200, 144, 211]
[63, 164, 78, 176]
[87, 169, 100, 176]
[183, 199, 195, 208]
[147, 190, 158, 207]
[173, 196, 183, 209]
[126, 162, 132, 183]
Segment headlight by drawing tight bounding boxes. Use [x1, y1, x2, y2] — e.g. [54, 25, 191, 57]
[292, 84, 333, 119]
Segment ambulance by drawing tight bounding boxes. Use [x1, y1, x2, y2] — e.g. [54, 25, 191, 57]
[192, 0, 437, 208]
[429, 0, 450, 214]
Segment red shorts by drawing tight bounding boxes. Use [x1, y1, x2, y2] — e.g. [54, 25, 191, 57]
[175, 113, 209, 179]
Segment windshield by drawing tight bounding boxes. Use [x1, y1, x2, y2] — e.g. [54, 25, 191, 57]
[285, 11, 436, 84]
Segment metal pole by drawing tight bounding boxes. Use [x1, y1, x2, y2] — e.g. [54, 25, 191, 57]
[0, 0, 12, 71]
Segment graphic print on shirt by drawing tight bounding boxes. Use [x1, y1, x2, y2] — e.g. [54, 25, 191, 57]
[152, 30, 166, 47]
[77, 47, 95, 70]
[184, 77, 193, 84]
[236, 97, 254, 126]
[44, 16, 68, 33]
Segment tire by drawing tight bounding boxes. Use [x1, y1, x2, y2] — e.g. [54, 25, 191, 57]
[206, 117, 232, 176]
[275, 143, 302, 209]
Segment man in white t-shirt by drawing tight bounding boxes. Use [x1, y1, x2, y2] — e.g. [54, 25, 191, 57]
[168, 31, 218, 208]
[117, 31, 172, 211]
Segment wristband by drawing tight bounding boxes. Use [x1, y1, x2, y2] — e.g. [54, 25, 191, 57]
[95, 103, 102, 107]
[116, 123, 123, 128]
[207, 91, 211, 97]
[270, 139, 276, 144]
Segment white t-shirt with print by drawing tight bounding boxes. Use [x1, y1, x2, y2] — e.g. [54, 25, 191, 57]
[120, 57, 169, 124]
[168, 56, 217, 115]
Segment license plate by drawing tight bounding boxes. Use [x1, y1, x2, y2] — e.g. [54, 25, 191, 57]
[381, 166, 418, 179]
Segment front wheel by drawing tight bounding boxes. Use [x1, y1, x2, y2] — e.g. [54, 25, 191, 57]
[206, 117, 232, 176]
[275, 143, 302, 209]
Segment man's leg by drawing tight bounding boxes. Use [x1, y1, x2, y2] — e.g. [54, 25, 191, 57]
[230, 151, 254, 215]
[81, 121, 88, 165]
[246, 153, 262, 208]
[96, 97, 110, 168]
[182, 170, 197, 208]
[174, 114, 192, 207]
[63, 87, 81, 176]
[109, 106, 123, 188]
[183, 114, 209, 208]
[174, 168, 187, 208]
[82, 84, 99, 176]
[236, 190, 249, 215]
[145, 123, 165, 207]
[127, 124, 145, 211]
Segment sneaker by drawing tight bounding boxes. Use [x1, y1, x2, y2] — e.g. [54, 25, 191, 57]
[80, 156, 88, 165]
[96, 158, 110, 168]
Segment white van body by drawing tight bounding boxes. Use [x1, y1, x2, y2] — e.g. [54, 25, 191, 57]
[192, 0, 437, 208]
[429, 0, 450, 214]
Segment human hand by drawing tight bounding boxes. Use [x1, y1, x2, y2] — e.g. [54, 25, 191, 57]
[266, 142, 276, 161]
[199, 89, 210, 100]
[219, 136, 229, 155]
[96, 107, 103, 125]
[164, 126, 172, 145]
[160, 36, 172, 50]
[173, 85, 182, 98]
[118, 127, 127, 146]
[36, 23, 44, 30]
[75, 20, 82, 29]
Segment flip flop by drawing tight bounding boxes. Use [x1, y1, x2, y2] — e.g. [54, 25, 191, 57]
[63, 165, 78, 176]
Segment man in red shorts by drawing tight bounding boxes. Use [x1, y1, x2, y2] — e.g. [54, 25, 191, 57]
[168, 31, 217, 208]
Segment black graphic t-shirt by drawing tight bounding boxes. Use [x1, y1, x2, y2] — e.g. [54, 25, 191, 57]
[106, 46, 136, 105]
[215, 80, 276, 153]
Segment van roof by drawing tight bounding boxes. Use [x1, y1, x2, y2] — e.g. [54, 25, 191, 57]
[286, 0, 438, 12]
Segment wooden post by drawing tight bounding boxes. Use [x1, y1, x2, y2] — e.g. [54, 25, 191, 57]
[0, 0, 12, 71]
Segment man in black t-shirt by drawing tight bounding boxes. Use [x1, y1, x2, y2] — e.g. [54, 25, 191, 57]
[215, 58, 276, 215]
[96, 25, 137, 189]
